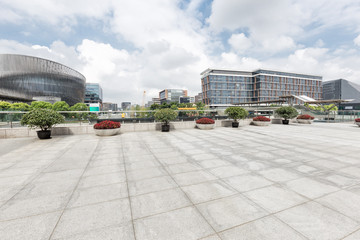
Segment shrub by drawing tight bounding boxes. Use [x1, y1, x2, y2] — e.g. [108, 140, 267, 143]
[253, 116, 271, 122]
[224, 107, 248, 122]
[21, 109, 64, 131]
[94, 120, 121, 129]
[0, 101, 12, 110]
[275, 106, 298, 120]
[355, 118, 360, 122]
[196, 117, 215, 124]
[154, 108, 178, 124]
[10, 102, 30, 111]
[30, 101, 53, 109]
[297, 114, 314, 120]
[52, 101, 70, 111]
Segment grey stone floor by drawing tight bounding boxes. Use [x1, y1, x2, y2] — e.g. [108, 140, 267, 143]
[0, 123, 360, 240]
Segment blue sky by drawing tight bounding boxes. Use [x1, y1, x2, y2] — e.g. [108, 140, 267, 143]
[1, 0, 360, 104]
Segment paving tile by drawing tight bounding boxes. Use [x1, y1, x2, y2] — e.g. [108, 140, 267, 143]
[0, 211, 61, 240]
[131, 188, 191, 219]
[340, 167, 360, 178]
[198, 235, 221, 240]
[198, 159, 230, 169]
[51, 222, 134, 240]
[35, 169, 84, 183]
[0, 192, 70, 221]
[343, 229, 360, 240]
[316, 190, 360, 222]
[165, 162, 201, 174]
[128, 175, 177, 196]
[127, 167, 167, 181]
[182, 180, 236, 204]
[196, 195, 268, 232]
[78, 172, 126, 188]
[219, 216, 307, 240]
[52, 199, 131, 239]
[125, 160, 160, 171]
[68, 183, 128, 208]
[286, 177, 339, 199]
[134, 206, 214, 240]
[223, 174, 273, 192]
[276, 201, 359, 240]
[173, 170, 218, 186]
[244, 185, 306, 213]
[208, 165, 249, 178]
[83, 165, 124, 177]
[259, 168, 300, 182]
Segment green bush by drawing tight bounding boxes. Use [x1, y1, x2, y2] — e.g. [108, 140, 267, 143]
[0, 101, 12, 110]
[30, 101, 53, 109]
[154, 108, 178, 124]
[21, 109, 64, 131]
[224, 107, 249, 122]
[52, 101, 70, 111]
[275, 106, 298, 120]
[10, 102, 30, 111]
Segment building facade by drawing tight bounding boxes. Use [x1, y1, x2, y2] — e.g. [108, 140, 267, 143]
[102, 102, 118, 111]
[159, 89, 188, 104]
[0, 54, 86, 105]
[201, 69, 322, 105]
[322, 79, 360, 110]
[121, 102, 131, 110]
[84, 83, 103, 106]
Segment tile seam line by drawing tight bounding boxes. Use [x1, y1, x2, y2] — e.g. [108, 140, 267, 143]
[142, 132, 224, 240]
[47, 138, 101, 240]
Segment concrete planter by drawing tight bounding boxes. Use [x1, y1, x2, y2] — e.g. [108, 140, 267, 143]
[94, 128, 120, 136]
[355, 122, 360, 127]
[253, 121, 270, 126]
[196, 123, 215, 130]
[297, 119, 313, 124]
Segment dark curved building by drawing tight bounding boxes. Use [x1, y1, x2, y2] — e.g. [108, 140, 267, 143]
[0, 54, 86, 105]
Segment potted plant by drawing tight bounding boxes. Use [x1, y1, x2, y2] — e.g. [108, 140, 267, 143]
[196, 117, 215, 130]
[355, 118, 360, 127]
[275, 106, 298, 124]
[94, 120, 121, 136]
[224, 107, 249, 128]
[297, 114, 314, 124]
[154, 108, 178, 132]
[252, 116, 271, 126]
[21, 108, 64, 139]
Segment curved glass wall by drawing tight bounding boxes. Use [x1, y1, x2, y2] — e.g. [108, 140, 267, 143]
[0, 54, 86, 105]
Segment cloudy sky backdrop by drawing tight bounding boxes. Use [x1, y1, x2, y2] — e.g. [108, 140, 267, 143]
[1, 0, 360, 104]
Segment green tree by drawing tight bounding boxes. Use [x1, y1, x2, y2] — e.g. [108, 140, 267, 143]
[21, 109, 64, 131]
[275, 106, 298, 120]
[10, 102, 30, 111]
[52, 101, 70, 111]
[30, 101, 53, 109]
[0, 101, 12, 110]
[225, 107, 249, 122]
[150, 104, 160, 110]
[70, 103, 89, 121]
[154, 108, 178, 125]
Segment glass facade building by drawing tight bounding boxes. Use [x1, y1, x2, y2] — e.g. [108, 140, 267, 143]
[201, 69, 322, 105]
[0, 54, 86, 105]
[159, 89, 188, 103]
[322, 79, 360, 110]
[84, 83, 103, 105]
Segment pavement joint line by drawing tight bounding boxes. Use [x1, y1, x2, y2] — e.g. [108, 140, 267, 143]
[119, 134, 138, 240]
[47, 138, 101, 240]
[142, 134, 225, 240]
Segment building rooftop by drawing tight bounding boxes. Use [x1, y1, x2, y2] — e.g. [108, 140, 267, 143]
[0, 123, 360, 239]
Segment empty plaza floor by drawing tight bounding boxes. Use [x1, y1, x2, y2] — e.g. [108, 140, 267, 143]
[1, 123, 360, 240]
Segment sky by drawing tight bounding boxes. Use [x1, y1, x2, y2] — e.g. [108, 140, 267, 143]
[1, 0, 360, 105]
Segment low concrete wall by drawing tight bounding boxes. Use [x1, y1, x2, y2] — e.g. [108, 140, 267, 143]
[1, 119, 245, 139]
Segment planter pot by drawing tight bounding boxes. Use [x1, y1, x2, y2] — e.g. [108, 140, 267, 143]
[297, 119, 313, 124]
[232, 122, 239, 128]
[37, 130, 51, 139]
[356, 122, 360, 127]
[161, 124, 170, 132]
[282, 120, 289, 125]
[253, 121, 270, 126]
[196, 123, 215, 130]
[94, 128, 120, 136]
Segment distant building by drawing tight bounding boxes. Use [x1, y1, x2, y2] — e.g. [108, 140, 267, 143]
[195, 93, 203, 103]
[159, 89, 188, 104]
[322, 79, 360, 110]
[121, 102, 131, 110]
[179, 96, 195, 103]
[85, 83, 103, 106]
[201, 69, 322, 106]
[102, 102, 118, 111]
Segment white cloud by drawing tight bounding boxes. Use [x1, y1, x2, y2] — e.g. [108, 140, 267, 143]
[354, 34, 360, 46]
[228, 33, 252, 54]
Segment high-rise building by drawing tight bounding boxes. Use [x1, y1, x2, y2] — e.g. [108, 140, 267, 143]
[322, 79, 360, 110]
[159, 89, 188, 104]
[121, 102, 131, 110]
[84, 83, 103, 106]
[201, 69, 322, 105]
[195, 93, 203, 103]
[102, 102, 118, 111]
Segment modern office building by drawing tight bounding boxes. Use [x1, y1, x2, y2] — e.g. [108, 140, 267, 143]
[0, 54, 86, 105]
[102, 102, 118, 111]
[84, 83, 103, 106]
[201, 69, 322, 105]
[159, 89, 188, 104]
[121, 102, 131, 110]
[322, 79, 360, 110]
[179, 96, 195, 103]
[195, 93, 203, 103]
